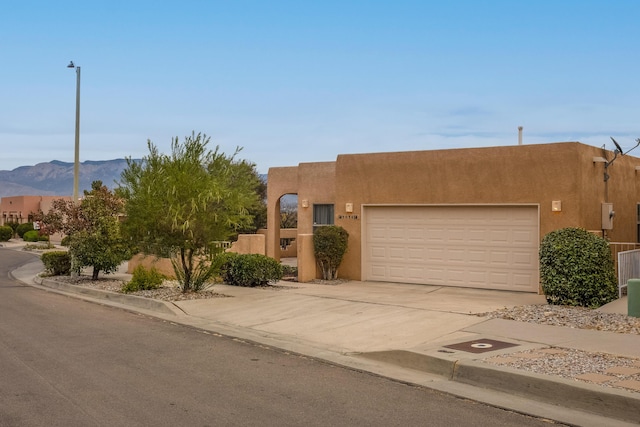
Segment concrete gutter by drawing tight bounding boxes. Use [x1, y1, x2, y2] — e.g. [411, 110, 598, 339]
[35, 277, 178, 316]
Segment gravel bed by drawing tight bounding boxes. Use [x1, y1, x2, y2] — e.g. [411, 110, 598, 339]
[48, 276, 230, 301]
[487, 348, 640, 381]
[479, 304, 640, 392]
[478, 304, 640, 334]
[45, 275, 300, 301]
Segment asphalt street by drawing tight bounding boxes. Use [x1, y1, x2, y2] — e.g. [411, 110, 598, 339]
[0, 249, 562, 426]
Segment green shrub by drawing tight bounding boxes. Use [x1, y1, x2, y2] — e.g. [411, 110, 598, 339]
[539, 227, 617, 308]
[23, 230, 41, 242]
[220, 253, 283, 287]
[60, 235, 71, 247]
[41, 251, 71, 275]
[121, 265, 166, 293]
[5, 221, 19, 234]
[0, 226, 12, 242]
[313, 225, 349, 280]
[16, 223, 34, 238]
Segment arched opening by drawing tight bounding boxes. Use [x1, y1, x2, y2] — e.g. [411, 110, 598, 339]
[279, 193, 298, 265]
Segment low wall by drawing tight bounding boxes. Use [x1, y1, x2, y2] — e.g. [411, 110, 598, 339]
[128, 253, 175, 278]
[228, 234, 265, 255]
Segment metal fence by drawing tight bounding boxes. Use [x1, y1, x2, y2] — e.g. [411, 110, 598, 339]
[616, 248, 640, 298]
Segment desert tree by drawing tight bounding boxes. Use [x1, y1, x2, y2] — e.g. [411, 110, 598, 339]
[118, 132, 261, 292]
[41, 181, 130, 279]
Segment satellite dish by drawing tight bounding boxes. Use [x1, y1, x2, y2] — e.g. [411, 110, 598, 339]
[611, 137, 623, 154]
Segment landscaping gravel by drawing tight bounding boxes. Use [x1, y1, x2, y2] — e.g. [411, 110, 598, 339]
[479, 304, 640, 393]
[479, 304, 640, 335]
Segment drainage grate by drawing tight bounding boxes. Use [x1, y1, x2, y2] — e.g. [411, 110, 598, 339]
[443, 338, 519, 354]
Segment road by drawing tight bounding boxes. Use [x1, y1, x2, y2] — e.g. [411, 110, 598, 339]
[0, 248, 561, 426]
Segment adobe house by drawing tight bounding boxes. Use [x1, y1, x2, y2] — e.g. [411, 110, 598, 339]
[0, 195, 70, 226]
[266, 142, 640, 293]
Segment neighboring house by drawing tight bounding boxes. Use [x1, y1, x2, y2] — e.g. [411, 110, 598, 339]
[0, 195, 70, 226]
[266, 142, 640, 293]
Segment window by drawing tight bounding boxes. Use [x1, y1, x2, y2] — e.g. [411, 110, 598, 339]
[313, 204, 334, 232]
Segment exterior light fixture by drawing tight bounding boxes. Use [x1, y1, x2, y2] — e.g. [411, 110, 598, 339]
[551, 201, 562, 212]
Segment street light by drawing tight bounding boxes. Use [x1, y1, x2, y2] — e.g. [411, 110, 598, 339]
[67, 61, 80, 203]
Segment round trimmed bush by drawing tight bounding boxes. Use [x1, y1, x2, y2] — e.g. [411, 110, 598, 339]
[0, 225, 12, 242]
[16, 223, 34, 238]
[539, 227, 617, 308]
[61, 235, 71, 247]
[23, 230, 41, 242]
[220, 253, 283, 287]
[41, 251, 71, 276]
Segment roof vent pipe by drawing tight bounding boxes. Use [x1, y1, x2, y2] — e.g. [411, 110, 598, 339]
[518, 126, 523, 145]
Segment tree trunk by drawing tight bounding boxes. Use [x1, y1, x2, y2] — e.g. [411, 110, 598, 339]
[92, 266, 99, 280]
[181, 248, 192, 292]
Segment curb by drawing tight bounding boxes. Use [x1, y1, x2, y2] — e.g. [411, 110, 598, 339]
[36, 277, 178, 316]
[359, 349, 640, 424]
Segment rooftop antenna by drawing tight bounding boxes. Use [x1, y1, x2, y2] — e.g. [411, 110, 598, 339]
[600, 137, 640, 174]
[611, 137, 623, 154]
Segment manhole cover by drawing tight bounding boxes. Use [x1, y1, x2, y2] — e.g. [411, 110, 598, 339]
[443, 339, 519, 354]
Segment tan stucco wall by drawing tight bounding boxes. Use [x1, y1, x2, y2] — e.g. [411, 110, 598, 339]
[267, 142, 640, 281]
[266, 167, 299, 259]
[228, 234, 265, 255]
[128, 253, 175, 278]
[266, 163, 336, 262]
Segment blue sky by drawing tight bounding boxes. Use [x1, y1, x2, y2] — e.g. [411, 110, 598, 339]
[1, 0, 639, 173]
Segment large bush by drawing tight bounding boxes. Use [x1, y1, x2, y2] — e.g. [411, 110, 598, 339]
[41, 251, 71, 276]
[23, 230, 47, 242]
[539, 227, 617, 308]
[220, 253, 283, 287]
[0, 226, 12, 242]
[313, 226, 349, 280]
[16, 222, 34, 238]
[121, 265, 165, 293]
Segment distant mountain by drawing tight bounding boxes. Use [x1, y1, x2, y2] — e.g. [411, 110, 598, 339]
[0, 159, 135, 198]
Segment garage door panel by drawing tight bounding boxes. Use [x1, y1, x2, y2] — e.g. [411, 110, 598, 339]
[388, 247, 405, 260]
[513, 229, 536, 244]
[370, 245, 387, 259]
[364, 206, 539, 292]
[512, 251, 536, 267]
[407, 248, 423, 261]
[468, 250, 486, 263]
[425, 228, 446, 242]
[489, 250, 510, 265]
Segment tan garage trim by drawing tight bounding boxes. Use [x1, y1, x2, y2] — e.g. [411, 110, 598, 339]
[362, 205, 539, 292]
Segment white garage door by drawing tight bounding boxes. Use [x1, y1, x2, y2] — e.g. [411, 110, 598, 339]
[363, 205, 539, 292]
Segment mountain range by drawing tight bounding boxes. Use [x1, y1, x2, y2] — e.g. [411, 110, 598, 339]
[0, 159, 133, 198]
[0, 160, 270, 199]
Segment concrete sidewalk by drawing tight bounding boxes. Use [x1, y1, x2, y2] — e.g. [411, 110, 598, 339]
[6, 244, 640, 427]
